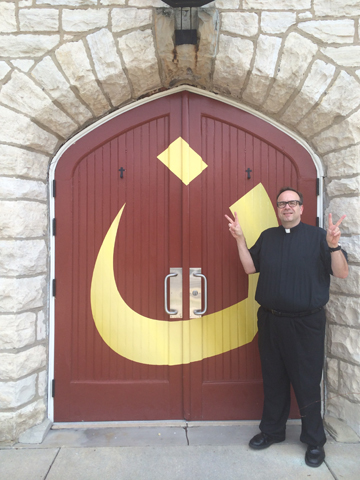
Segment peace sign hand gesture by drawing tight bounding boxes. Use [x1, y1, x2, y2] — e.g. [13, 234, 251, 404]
[225, 211, 244, 240]
[224, 211, 257, 274]
[326, 213, 346, 248]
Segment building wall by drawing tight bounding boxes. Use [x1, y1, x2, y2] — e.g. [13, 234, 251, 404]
[0, 0, 359, 443]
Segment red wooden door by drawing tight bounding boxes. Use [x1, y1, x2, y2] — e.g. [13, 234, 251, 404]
[184, 95, 316, 419]
[54, 91, 317, 421]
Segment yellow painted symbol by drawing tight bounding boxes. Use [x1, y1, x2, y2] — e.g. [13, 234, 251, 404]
[157, 137, 208, 185]
[90, 183, 278, 366]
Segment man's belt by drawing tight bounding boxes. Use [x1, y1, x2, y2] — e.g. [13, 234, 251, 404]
[262, 306, 323, 318]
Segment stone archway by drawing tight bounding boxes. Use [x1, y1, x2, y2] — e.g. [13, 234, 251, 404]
[0, 1, 359, 442]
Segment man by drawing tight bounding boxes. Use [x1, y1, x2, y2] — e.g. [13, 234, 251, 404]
[225, 187, 348, 468]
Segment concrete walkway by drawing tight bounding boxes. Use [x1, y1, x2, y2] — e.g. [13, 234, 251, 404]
[1, 421, 359, 480]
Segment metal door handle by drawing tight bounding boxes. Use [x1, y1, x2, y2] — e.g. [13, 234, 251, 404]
[193, 273, 207, 316]
[164, 273, 178, 315]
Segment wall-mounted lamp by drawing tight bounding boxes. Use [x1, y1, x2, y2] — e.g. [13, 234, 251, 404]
[162, 1, 213, 45]
[162, 1, 212, 5]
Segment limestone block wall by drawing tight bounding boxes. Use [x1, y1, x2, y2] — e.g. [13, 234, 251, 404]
[0, 0, 359, 443]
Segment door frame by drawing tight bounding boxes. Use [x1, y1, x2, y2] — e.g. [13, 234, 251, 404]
[48, 86, 324, 422]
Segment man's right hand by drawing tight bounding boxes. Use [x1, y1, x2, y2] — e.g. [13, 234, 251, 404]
[224, 212, 256, 274]
[225, 212, 244, 240]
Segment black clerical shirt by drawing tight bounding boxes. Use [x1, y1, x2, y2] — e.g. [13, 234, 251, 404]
[249, 222, 341, 313]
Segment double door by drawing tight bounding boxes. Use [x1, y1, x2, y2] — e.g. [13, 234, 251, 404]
[54, 91, 317, 421]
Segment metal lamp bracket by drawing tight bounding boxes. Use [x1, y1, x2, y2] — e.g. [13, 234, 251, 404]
[175, 7, 198, 45]
[162, 1, 213, 45]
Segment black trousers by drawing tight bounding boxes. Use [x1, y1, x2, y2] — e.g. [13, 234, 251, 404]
[257, 306, 327, 447]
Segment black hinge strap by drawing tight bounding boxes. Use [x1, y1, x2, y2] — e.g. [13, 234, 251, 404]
[52, 279, 56, 297]
[52, 379, 55, 398]
[52, 218, 56, 236]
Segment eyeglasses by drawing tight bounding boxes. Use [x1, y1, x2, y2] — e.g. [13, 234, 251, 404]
[277, 200, 302, 208]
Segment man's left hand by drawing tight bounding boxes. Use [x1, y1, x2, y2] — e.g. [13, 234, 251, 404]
[326, 213, 346, 248]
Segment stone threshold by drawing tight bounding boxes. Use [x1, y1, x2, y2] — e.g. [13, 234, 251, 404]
[52, 419, 301, 429]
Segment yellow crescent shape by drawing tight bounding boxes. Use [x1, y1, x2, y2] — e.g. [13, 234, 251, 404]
[90, 183, 278, 365]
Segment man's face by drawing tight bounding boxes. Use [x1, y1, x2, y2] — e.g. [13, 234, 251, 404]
[277, 190, 304, 227]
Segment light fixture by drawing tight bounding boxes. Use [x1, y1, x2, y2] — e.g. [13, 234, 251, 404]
[162, 1, 212, 6]
[162, 1, 213, 45]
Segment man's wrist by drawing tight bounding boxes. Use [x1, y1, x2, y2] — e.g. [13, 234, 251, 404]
[236, 237, 248, 248]
[329, 244, 341, 252]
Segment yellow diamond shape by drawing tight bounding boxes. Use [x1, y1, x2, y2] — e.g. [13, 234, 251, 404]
[157, 137, 208, 185]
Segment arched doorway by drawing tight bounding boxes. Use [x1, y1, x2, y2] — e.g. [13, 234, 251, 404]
[52, 90, 318, 422]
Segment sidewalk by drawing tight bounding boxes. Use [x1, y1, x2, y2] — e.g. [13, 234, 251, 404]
[0, 421, 359, 480]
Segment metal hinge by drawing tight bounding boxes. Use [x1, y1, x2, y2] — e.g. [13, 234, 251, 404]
[52, 279, 56, 297]
[52, 180, 56, 198]
[52, 379, 55, 398]
[316, 217, 319, 227]
[52, 218, 56, 236]
[316, 178, 320, 196]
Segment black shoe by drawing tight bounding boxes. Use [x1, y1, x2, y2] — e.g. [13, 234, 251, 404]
[249, 432, 285, 450]
[305, 445, 325, 468]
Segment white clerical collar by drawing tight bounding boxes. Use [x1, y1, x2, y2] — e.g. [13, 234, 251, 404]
[282, 222, 302, 234]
